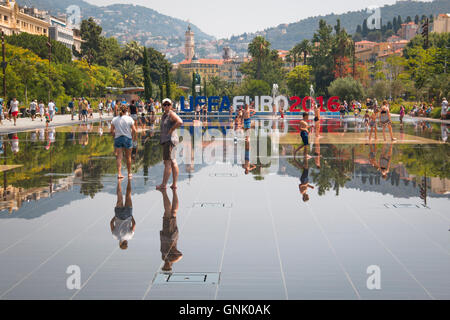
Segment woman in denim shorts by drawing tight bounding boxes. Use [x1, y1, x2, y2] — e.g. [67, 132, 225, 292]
[111, 105, 137, 179]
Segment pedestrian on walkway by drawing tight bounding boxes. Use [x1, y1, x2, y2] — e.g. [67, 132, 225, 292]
[10, 97, 19, 126]
[38, 101, 45, 121]
[48, 100, 55, 121]
[29, 99, 37, 121]
[441, 98, 448, 120]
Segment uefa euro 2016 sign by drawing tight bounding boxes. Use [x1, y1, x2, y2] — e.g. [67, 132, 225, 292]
[180, 96, 341, 113]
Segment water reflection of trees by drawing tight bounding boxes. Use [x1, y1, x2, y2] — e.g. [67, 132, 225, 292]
[288, 143, 450, 197]
[2, 129, 164, 200]
[310, 145, 353, 196]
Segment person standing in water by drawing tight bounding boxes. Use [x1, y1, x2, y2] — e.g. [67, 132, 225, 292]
[368, 108, 378, 141]
[379, 100, 396, 142]
[110, 179, 135, 250]
[399, 105, 405, 125]
[157, 99, 183, 190]
[111, 104, 137, 179]
[294, 112, 312, 159]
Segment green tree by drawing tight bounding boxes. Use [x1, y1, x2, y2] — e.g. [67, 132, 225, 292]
[247, 36, 270, 80]
[310, 19, 335, 95]
[80, 18, 102, 64]
[119, 60, 143, 87]
[6, 33, 71, 64]
[286, 65, 312, 97]
[124, 41, 144, 63]
[239, 79, 271, 97]
[142, 47, 152, 101]
[98, 37, 122, 68]
[165, 64, 171, 99]
[328, 77, 364, 102]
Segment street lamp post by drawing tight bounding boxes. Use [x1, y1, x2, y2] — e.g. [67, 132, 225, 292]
[46, 37, 52, 103]
[1, 31, 6, 101]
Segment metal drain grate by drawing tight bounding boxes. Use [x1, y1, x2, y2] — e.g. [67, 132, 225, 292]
[193, 202, 232, 208]
[153, 272, 220, 285]
[384, 204, 429, 209]
[209, 173, 238, 177]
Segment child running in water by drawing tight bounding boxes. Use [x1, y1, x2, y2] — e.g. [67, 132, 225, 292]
[294, 112, 312, 160]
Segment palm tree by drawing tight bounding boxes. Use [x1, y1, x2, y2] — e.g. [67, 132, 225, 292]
[124, 41, 144, 63]
[298, 39, 312, 65]
[119, 60, 143, 87]
[248, 36, 270, 80]
[290, 40, 312, 67]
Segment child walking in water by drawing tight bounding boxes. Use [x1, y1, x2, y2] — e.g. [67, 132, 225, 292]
[368, 108, 378, 141]
[294, 112, 313, 159]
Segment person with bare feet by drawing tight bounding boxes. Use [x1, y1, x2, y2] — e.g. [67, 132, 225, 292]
[369, 108, 378, 141]
[379, 100, 396, 142]
[159, 188, 183, 272]
[111, 104, 137, 179]
[110, 179, 135, 250]
[294, 112, 312, 159]
[157, 99, 183, 190]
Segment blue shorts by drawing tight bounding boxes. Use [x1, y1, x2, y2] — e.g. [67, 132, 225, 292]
[301, 130, 309, 146]
[244, 118, 251, 129]
[114, 136, 133, 149]
[82, 110, 88, 116]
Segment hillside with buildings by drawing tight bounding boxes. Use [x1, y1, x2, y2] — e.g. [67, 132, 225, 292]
[221, 0, 450, 54]
[16, 0, 214, 55]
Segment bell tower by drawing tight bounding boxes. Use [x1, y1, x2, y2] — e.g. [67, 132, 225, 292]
[185, 25, 195, 61]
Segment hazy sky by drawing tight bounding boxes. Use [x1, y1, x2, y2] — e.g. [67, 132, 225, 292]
[84, 0, 432, 38]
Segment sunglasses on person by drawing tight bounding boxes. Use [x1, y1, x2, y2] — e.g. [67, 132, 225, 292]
[163, 103, 171, 107]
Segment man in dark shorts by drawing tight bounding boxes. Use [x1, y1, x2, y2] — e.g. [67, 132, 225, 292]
[157, 99, 183, 190]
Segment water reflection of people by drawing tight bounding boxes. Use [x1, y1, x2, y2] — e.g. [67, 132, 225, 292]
[243, 137, 256, 175]
[110, 179, 135, 250]
[379, 144, 393, 180]
[441, 124, 448, 143]
[293, 147, 314, 202]
[11, 133, 19, 154]
[159, 188, 183, 272]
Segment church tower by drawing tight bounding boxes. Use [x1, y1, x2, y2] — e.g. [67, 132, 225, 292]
[185, 25, 195, 61]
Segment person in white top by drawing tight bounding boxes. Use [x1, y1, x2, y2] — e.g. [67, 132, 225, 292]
[110, 179, 135, 250]
[98, 101, 104, 119]
[29, 100, 37, 121]
[38, 101, 45, 121]
[111, 104, 137, 179]
[10, 97, 19, 126]
[441, 98, 448, 120]
[48, 100, 55, 121]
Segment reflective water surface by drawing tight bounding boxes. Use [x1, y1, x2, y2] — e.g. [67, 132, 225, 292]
[0, 117, 449, 300]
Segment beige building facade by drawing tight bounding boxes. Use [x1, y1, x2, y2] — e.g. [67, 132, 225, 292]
[0, 0, 49, 36]
[433, 14, 450, 33]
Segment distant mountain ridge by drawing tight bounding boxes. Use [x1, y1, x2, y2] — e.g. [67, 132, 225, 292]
[16, 0, 214, 47]
[223, 0, 450, 51]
